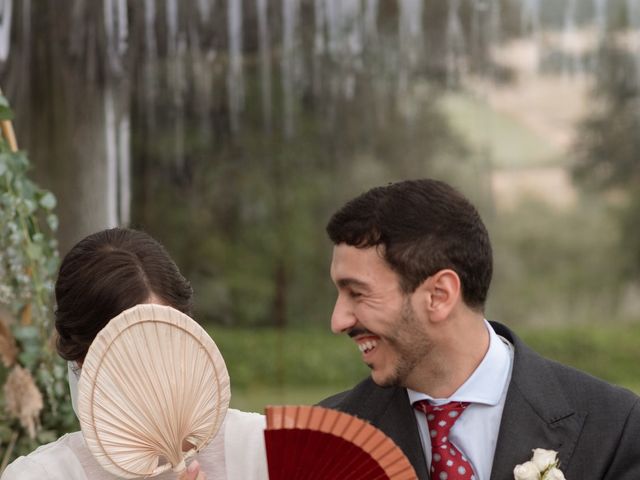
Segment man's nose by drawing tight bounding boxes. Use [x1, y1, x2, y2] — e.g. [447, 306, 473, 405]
[330, 295, 356, 334]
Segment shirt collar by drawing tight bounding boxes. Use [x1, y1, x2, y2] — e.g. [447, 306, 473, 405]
[407, 320, 512, 406]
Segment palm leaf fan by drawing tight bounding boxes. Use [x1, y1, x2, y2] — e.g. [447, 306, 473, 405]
[78, 304, 230, 478]
[264, 405, 418, 480]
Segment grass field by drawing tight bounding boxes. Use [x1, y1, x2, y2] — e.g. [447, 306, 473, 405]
[208, 323, 640, 412]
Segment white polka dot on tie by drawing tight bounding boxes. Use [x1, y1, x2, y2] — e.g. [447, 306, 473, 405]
[433, 453, 441, 462]
[442, 436, 447, 443]
[427, 414, 435, 421]
[458, 466, 467, 475]
[441, 445, 447, 450]
[430, 429, 437, 437]
[439, 473, 448, 480]
[449, 410, 459, 418]
[438, 420, 447, 427]
[450, 448, 456, 456]
[446, 460, 453, 467]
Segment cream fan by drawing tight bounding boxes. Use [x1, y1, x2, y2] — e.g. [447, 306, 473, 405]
[78, 304, 230, 478]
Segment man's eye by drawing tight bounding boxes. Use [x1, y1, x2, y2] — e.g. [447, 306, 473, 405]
[349, 291, 362, 298]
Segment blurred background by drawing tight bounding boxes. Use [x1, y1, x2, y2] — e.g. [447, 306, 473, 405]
[1, 0, 640, 449]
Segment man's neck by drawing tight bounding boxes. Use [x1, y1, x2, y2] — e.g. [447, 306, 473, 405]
[407, 316, 490, 398]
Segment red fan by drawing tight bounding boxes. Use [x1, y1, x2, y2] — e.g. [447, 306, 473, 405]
[264, 405, 418, 480]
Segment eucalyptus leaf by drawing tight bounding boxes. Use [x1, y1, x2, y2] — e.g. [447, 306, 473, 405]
[0, 94, 13, 119]
[39, 192, 57, 210]
[0, 95, 14, 120]
[26, 242, 43, 259]
[47, 213, 59, 231]
[22, 198, 37, 215]
[0, 107, 14, 121]
[1, 151, 28, 172]
[18, 350, 39, 370]
[46, 256, 60, 273]
[15, 152, 28, 168]
[22, 344, 43, 358]
[0, 152, 13, 168]
[54, 381, 66, 397]
[52, 362, 65, 380]
[37, 368, 54, 386]
[13, 325, 40, 342]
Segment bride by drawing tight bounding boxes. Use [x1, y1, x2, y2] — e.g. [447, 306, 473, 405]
[1, 228, 267, 480]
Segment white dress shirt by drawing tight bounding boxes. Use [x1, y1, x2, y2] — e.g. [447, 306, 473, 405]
[407, 320, 514, 480]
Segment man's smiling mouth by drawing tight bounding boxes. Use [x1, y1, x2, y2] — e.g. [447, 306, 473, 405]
[357, 338, 378, 354]
[349, 329, 381, 356]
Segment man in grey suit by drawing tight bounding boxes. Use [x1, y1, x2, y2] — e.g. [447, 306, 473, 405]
[319, 179, 640, 480]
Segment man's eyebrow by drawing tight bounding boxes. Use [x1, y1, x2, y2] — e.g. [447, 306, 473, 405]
[335, 278, 370, 290]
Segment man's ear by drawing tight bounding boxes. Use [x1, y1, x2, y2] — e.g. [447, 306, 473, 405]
[416, 269, 461, 322]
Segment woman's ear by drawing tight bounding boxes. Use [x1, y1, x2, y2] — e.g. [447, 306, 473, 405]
[418, 269, 461, 322]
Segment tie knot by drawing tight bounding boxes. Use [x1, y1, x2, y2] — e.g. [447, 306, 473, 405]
[414, 401, 469, 445]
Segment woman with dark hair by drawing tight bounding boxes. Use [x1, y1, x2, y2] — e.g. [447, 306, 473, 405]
[2, 228, 267, 480]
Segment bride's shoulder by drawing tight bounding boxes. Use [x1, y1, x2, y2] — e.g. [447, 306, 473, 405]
[220, 409, 268, 479]
[225, 408, 265, 426]
[1, 432, 86, 480]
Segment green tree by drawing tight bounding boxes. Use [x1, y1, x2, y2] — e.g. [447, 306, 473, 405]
[573, 43, 640, 277]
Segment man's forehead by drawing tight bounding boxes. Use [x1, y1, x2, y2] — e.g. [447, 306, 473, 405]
[331, 243, 383, 262]
[330, 244, 394, 283]
[330, 244, 375, 270]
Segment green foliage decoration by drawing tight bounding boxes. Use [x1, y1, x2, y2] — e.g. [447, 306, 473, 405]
[0, 94, 76, 468]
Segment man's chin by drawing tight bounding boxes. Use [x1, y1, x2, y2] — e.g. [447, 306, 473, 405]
[370, 368, 401, 388]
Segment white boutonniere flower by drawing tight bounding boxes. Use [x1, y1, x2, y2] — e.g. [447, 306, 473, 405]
[514, 449, 566, 480]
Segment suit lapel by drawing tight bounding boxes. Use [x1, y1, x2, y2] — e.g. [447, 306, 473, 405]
[490, 323, 586, 480]
[349, 383, 430, 479]
[373, 387, 430, 480]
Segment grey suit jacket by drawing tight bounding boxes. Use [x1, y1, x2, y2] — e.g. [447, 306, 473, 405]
[319, 322, 640, 480]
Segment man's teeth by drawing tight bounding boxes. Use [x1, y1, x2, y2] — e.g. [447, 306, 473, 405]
[358, 340, 378, 353]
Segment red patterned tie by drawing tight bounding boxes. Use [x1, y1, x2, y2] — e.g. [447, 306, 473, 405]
[414, 401, 475, 480]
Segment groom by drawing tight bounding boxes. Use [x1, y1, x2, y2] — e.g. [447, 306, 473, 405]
[319, 179, 640, 480]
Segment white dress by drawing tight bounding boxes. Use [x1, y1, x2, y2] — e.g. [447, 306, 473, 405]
[1, 409, 268, 480]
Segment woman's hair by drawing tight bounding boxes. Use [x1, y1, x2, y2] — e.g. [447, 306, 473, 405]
[55, 228, 193, 362]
